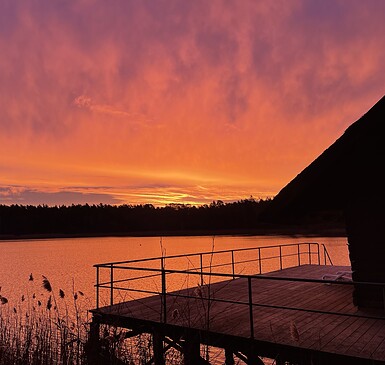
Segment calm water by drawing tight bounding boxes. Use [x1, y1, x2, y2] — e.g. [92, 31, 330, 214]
[0, 235, 349, 306]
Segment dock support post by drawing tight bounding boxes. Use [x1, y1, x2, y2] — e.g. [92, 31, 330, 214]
[153, 332, 165, 365]
[86, 317, 101, 364]
[247, 355, 264, 365]
[245, 348, 264, 365]
[225, 348, 235, 365]
[183, 334, 200, 365]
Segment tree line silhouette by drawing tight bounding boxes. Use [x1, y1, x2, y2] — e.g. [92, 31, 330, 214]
[0, 197, 275, 237]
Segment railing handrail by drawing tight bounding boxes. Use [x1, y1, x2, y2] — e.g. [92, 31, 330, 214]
[95, 265, 385, 288]
[96, 251, 318, 274]
[94, 242, 321, 267]
[94, 282, 385, 321]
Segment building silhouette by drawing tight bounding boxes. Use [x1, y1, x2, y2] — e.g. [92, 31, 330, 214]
[263, 95, 385, 308]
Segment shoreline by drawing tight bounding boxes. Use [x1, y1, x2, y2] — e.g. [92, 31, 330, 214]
[0, 226, 347, 241]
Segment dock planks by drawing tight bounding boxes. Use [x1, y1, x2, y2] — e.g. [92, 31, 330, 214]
[91, 265, 385, 363]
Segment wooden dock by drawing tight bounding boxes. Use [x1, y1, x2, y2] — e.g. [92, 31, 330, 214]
[90, 244, 385, 364]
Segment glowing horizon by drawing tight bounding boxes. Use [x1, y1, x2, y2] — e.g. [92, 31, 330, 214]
[1, 1, 385, 206]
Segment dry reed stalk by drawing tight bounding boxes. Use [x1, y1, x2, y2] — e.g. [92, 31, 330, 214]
[0, 274, 93, 365]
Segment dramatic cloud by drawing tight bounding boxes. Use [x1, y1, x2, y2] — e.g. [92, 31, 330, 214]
[0, 185, 121, 206]
[1, 0, 384, 205]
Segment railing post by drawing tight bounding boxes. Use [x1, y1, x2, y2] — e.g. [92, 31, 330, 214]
[308, 243, 311, 264]
[317, 243, 321, 265]
[279, 246, 283, 270]
[200, 253, 204, 286]
[258, 248, 262, 274]
[231, 250, 235, 279]
[96, 266, 100, 309]
[110, 264, 114, 306]
[297, 244, 301, 266]
[248, 276, 254, 339]
[324, 245, 327, 265]
[161, 258, 167, 323]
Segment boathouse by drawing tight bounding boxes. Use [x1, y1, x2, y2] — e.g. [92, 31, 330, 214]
[262, 94, 385, 309]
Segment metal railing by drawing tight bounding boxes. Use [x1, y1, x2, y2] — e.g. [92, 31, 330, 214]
[93, 242, 385, 337]
[94, 242, 331, 307]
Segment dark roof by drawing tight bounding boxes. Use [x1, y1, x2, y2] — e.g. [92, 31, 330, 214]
[262, 95, 385, 222]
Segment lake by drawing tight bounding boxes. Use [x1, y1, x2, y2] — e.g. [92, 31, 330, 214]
[0, 235, 349, 307]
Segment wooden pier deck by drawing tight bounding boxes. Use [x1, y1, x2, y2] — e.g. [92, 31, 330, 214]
[91, 264, 385, 364]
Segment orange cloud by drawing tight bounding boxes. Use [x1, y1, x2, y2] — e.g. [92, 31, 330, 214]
[1, 1, 385, 206]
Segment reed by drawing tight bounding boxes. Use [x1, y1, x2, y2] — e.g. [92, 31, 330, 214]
[0, 274, 90, 365]
[0, 275, 167, 365]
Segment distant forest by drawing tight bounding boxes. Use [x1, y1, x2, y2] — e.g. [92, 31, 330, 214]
[0, 198, 346, 238]
[0, 198, 270, 237]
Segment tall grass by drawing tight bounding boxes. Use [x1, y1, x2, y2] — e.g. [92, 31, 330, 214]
[0, 275, 184, 365]
[0, 274, 90, 365]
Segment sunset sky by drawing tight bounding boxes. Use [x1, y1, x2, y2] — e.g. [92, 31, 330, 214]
[1, 0, 385, 206]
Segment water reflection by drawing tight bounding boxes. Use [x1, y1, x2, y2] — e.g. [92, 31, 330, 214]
[0, 235, 348, 307]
